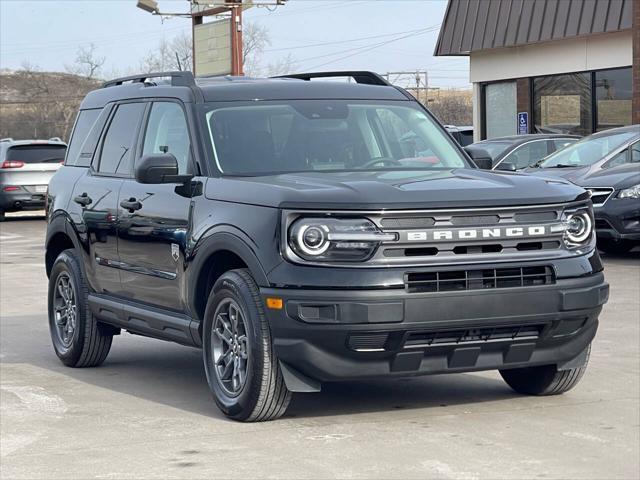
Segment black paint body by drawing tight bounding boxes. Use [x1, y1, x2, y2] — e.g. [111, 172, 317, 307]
[45, 75, 609, 385]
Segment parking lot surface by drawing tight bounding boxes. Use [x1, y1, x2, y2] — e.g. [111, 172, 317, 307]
[1, 214, 639, 479]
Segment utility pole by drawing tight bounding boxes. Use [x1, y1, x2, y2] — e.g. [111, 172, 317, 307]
[138, 1, 288, 76]
[385, 70, 436, 105]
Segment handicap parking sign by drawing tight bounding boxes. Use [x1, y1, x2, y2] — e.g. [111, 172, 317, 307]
[518, 112, 528, 135]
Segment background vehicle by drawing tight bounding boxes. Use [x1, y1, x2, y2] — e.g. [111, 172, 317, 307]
[45, 71, 607, 422]
[527, 125, 640, 254]
[465, 134, 579, 171]
[0, 138, 66, 220]
[444, 125, 474, 146]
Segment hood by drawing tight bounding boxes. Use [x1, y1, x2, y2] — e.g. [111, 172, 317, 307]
[529, 164, 640, 190]
[205, 169, 586, 209]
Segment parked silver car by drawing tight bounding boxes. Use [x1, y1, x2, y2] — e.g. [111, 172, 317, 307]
[0, 138, 66, 220]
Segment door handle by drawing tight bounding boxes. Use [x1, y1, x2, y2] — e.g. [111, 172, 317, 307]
[120, 197, 142, 213]
[73, 193, 92, 206]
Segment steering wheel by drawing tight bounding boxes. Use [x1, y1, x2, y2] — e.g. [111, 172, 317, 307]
[359, 157, 403, 169]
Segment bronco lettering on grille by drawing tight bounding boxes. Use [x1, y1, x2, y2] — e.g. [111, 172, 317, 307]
[405, 226, 548, 242]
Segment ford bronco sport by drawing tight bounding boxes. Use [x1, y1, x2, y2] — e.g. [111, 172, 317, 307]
[45, 71, 609, 421]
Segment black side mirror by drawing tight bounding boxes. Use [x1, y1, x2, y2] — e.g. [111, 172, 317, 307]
[495, 161, 516, 172]
[135, 154, 192, 184]
[464, 146, 493, 170]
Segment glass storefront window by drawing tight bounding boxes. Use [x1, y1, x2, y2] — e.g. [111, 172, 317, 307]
[595, 67, 632, 131]
[533, 73, 591, 136]
[484, 82, 517, 139]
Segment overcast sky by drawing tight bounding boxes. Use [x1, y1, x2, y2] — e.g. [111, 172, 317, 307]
[0, 0, 470, 88]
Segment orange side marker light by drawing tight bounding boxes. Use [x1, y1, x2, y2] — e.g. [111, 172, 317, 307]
[266, 297, 283, 310]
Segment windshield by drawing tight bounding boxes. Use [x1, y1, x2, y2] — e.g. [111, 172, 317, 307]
[204, 100, 468, 175]
[473, 141, 513, 159]
[540, 130, 638, 168]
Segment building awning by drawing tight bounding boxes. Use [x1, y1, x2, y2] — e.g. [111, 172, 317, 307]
[435, 0, 633, 56]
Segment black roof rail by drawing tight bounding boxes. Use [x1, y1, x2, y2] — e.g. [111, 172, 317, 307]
[273, 71, 391, 86]
[102, 71, 196, 89]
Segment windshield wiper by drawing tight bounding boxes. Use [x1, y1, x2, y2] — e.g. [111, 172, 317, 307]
[546, 163, 578, 168]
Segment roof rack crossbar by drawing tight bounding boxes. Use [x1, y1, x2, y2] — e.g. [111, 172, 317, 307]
[273, 71, 390, 87]
[102, 71, 196, 89]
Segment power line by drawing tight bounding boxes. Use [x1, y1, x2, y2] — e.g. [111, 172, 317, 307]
[304, 25, 441, 70]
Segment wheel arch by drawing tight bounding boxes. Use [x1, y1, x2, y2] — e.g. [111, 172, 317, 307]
[45, 213, 81, 278]
[188, 230, 270, 324]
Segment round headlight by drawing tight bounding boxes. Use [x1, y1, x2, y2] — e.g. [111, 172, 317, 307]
[296, 224, 330, 256]
[565, 211, 592, 243]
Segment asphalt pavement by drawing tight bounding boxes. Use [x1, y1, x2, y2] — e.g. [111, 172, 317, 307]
[1, 213, 638, 479]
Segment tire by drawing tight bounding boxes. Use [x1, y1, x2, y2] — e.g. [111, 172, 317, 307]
[202, 268, 291, 422]
[598, 239, 635, 255]
[499, 345, 590, 396]
[0, 210, 5, 222]
[48, 249, 113, 367]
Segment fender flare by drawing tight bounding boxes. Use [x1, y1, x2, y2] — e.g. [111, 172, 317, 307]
[45, 212, 85, 276]
[187, 227, 270, 318]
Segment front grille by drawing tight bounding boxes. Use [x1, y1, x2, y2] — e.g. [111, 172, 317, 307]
[587, 188, 614, 207]
[404, 324, 543, 349]
[405, 266, 554, 293]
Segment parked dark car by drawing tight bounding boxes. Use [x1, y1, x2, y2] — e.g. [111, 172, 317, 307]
[466, 134, 579, 171]
[527, 125, 640, 254]
[45, 71, 608, 422]
[444, 125, 474, 146]
[0, 138, 66, 220]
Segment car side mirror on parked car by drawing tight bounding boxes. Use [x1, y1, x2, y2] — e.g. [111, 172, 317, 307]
[495, 162, 516, 172]
[464, 146, 493, 170]
[135, 154, 193, 184]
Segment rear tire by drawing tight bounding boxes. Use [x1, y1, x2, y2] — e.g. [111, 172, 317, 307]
[202, 268, 291, 422]
[499, 345, 590, 395]
[598, 239, 635, 255]
[48, 249, 113, 367]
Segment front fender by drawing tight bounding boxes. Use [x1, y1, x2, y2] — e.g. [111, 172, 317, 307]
[186, 227, 271, 319]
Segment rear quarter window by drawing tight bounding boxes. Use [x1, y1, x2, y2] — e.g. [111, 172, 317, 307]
[6, 144, 67, 163]
[65, 108, 102, 167]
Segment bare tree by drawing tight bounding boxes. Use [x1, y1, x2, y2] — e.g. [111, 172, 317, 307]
[266, 53, 297, 77]
[141, 32, 193, 73]
[425, 89, 473, 126]
[65, 44, 105, 80]
[242, 23, 270, 76]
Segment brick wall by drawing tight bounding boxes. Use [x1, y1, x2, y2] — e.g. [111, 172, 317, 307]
[634, 0, 640, 125]
[516, 78, 532, 133]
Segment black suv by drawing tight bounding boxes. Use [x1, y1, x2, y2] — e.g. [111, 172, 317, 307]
[45, 71, 609, 422]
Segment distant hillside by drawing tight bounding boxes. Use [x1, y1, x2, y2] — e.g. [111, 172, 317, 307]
[0, 70, 100, 141]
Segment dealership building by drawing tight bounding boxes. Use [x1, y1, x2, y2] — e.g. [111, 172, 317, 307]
[435, 0, 639, 141]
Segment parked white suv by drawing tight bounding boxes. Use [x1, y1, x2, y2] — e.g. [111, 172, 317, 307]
[0, 138, 66, 220]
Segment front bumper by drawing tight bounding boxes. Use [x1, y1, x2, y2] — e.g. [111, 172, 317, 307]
[262, 272, 608, 383]
[595, 198, 640, 242]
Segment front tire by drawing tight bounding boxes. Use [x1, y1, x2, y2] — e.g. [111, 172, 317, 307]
[48, 249, 113, 367]
[499, 345, 590, 395]
[203, 269, 291, 422]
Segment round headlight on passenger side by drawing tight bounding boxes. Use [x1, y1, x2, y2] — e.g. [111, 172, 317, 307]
[563, 210, 593, 246]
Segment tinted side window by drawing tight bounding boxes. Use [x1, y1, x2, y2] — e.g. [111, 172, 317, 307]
[98, 103, 145, 175]
[142, 102, 191, 174]
[504, 140, 549, 169]
[632, 142, 640, 163]
[65, 109, 100, 166]
[604, 148, 629, 169]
